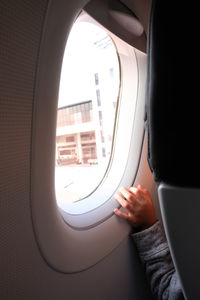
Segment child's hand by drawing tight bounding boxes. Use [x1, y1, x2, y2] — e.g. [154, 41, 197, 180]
[114, 185, 157, 231]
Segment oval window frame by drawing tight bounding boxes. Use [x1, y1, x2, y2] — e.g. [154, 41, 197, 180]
[55, 13, 121, 209]
[56, 12, 146, 229]
[31, 0, 147, 273]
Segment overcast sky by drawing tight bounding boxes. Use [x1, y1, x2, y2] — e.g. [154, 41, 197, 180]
[58, 21, 118, 108]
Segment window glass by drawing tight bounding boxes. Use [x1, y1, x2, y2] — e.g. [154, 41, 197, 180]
[55, 19, 120, 206]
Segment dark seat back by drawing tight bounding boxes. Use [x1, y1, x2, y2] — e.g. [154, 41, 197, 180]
[146, 1, 200, 299]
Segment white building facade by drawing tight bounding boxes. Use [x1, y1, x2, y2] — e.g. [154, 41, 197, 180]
[56, 21, 120, 168]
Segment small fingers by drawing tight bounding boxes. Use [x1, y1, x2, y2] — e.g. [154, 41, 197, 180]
[129, 185, 148, 202]
[138, 184, 148, 194]
[129, 186, 139, 197]
[119, 187, 139, 204]
[114, 193, 133, 212]
[137, 185, 152, 202]
[114, 208, 129, 221]
[114, 208, 138, 227]
[119, 187, 132, 202]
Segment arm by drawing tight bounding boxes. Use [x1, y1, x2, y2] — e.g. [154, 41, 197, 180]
[132, 220, 184, 300]
[114, 185, 184, 300]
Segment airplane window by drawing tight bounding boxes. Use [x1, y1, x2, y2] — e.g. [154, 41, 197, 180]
[55, 18, 120, 207]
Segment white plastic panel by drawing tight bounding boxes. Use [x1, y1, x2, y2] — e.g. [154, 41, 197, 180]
[158, 183, 200, 300]
[56, 24, 147, 227]
[31, 0, 147, 272]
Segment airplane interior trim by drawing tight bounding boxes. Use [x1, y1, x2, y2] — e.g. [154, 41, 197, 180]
[30, 0, 151, 273]
[55, 20, 143, 219]
[84, 0, 146, 52]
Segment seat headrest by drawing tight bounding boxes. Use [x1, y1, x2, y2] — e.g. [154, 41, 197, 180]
[146, 0, 200, 187]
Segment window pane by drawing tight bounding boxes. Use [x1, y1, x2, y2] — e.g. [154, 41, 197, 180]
[55, 19, 120, 205]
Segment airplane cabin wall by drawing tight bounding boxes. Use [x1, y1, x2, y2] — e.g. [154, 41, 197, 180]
[0, 0, 155, 299]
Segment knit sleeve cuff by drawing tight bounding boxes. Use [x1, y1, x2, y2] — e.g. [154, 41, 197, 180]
[131, 220, 169, 260]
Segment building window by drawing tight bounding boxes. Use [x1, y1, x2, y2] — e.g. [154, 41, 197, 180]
[109, 67, 114, 78]
[102, 147, 106, 157]
[98, 111, 102, 126]
[57, 101, 93, 127]
[96, 89, 101, 106]
[81, 132, 95, 141]
[66, 136, 75, 143]
[94, 73, 99, 85]
[100, 130, 105, 143]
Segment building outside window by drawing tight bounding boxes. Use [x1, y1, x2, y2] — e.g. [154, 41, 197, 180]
[55, 19, 120, 202]
[96, 89, 101, 107]
[94, 72, 99, 85]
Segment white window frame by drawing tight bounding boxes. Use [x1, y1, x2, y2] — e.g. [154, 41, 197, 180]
[31, 0, 147, 273]
[56, 13, 146, 229]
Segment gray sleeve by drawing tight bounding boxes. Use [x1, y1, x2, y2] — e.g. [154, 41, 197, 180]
[131, 221, 184, 300]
